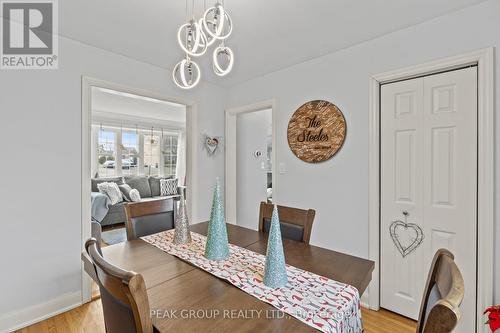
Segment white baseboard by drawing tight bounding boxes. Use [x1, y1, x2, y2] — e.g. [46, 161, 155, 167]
[0, 291, 81, 333]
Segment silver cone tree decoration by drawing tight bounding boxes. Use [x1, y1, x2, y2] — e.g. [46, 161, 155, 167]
[204, 178, 229, 260]
[173, 192, 191, 244]
[263, 205, 288, 288]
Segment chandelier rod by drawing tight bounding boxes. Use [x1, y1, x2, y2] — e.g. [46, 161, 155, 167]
[184, 0, 187, 22]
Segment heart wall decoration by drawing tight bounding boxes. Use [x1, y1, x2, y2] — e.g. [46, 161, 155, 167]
[203, 135, 222, 156]
[389, 211, 424, 258]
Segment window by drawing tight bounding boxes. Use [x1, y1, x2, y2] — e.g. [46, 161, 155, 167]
[93, 125, 183, 179]
[144, 134, 161, 176]
[97, 130, 116, 177]
[162, 135, 178, 177]
[121, 131, 139, 176]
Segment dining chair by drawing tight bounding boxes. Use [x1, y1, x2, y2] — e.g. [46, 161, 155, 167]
[416, 249, 465, 333]
[82, 221, 104, 284]
[85, 237, 155, 333]
[258, 201, 315, 244]
[91, 220, 103, 255]
[124, 198, 176, 240]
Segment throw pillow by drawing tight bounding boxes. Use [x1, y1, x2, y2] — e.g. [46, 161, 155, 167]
[124, 176, 152, 198]
[118, 184, 133, 202]
[97, 182, 123, 205]
[160, 178, 178, 196]
[148, 176, 173, 197]
[91, 177, 123, 192]
[129, 189, 141, 202]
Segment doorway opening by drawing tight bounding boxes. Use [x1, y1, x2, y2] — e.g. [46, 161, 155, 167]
[81, 77, 197, 304]
[225, 100, 276, 229]
[90, 86, 187, 242]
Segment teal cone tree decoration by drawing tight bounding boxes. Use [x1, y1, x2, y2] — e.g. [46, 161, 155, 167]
[204, 178, 229, 260]
[173, 192, 191, 244]
[263, 205, 288, 288]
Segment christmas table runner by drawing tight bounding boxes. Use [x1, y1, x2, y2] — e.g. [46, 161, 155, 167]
[141, 230, 363, 333]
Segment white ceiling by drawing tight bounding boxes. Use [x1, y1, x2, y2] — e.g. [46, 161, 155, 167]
[91, 87, 186, 127]
[61, 0, 487, 87]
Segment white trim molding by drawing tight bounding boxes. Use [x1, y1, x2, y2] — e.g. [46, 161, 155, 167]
[224, 100, 277, 225]
[368, 48, 494, 332]
[0, 291, 81, 333]
[81, 76, 198, 303]
[92, 109, 186, 131]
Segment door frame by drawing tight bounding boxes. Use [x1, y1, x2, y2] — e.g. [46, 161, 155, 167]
[368, 48, 494, 332]
[81, 76, 198, 303]
[225, 100, 277, 226]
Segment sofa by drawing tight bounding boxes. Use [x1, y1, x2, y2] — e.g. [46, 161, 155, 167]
[91, 175, 182, 227]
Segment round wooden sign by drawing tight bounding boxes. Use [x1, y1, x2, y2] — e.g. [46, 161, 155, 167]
[287, 100, 346, 163]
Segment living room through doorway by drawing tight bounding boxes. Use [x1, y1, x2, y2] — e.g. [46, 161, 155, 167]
[89, 86, 187, 245]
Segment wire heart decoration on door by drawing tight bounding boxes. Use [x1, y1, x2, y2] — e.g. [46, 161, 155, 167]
[389, 211, 424, 258]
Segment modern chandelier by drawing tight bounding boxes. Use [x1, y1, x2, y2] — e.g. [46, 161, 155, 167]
[173, 0, 234, 89]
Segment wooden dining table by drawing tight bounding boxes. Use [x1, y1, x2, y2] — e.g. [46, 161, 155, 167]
[83, 222, 374, 332]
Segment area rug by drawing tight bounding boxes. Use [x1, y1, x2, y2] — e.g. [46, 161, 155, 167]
[101, 227, 127, 245]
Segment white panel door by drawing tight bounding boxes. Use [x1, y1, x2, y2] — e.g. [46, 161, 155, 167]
[380, 67, 477, 332]
[381, 77, 426, 319]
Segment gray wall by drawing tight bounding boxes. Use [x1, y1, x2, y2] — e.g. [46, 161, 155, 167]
[228, 0, 500, 304]
[0, 36, 225, 329]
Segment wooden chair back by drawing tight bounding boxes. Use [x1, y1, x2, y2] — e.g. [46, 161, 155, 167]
[90, 221, 103, 255]
[258, 201, 315, 244]
[85, 238, 153, 333]
[416, 249, 465, 333]
[124, 198, 176, 240]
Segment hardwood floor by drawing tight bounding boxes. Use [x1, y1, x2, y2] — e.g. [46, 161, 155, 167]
[362, 308, 416, 332]
[14, 300, 105, 333]
[15, 300, 416, 333]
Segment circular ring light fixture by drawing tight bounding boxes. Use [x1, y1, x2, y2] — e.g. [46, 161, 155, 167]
[202, 3, 232, 40]
[173, 1, 234, 88]
[177, 20, 207, 57]
[172, 58, 201, 89]
[198, 17, 216, 47]
[212, 45, 234, 76]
